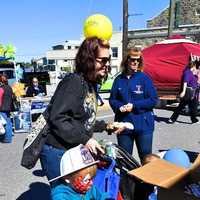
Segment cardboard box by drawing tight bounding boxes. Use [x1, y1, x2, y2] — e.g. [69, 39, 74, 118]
[128, 153, 200, 200]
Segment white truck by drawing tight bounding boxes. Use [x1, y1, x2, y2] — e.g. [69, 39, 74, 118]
[0, 61, 17, 85]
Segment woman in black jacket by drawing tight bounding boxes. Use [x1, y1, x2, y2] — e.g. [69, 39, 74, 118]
[40, 37, 117, 188]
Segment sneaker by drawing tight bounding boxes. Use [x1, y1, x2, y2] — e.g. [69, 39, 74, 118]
[192, 119, 199, 124]
[168, 118, 175, 123]
[98, 102, 104, 106]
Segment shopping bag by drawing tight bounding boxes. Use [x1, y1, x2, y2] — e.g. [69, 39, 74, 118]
[93, 156, 120, 200]
[0, 121, 5, 135]
[21, 114, 49, 169]
[0, 114, 6, 135]
[0, 114, 6, 125]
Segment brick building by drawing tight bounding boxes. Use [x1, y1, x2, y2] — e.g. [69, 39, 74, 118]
[128, 0, 200, 48]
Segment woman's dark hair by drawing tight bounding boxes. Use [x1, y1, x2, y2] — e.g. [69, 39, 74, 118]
[188, 54, 200, 69]
[75, 37, 110, 81]
[121, 47, 143, 74]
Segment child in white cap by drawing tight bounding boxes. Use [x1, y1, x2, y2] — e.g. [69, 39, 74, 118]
[50, 144, 112, 200]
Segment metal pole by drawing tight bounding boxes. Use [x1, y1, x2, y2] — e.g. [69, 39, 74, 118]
[168, 0, 176, 37]
[122, 0, 128, 58]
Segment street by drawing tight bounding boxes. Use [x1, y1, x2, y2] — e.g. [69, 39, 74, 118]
[0, 105, 200, 200]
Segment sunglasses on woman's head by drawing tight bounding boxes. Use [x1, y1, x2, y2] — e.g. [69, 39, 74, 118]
[96, 55, 111, 66]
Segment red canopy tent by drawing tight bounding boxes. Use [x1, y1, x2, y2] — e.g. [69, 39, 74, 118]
[142, 36, 200, 95]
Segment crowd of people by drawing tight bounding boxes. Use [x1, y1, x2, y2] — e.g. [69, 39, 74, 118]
[1, 35, 200, 200]
[37, 38, 200, 200]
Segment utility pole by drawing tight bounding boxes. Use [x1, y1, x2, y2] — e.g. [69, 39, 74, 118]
[122, 0, 128, 58]
[168, 0, 176, 37]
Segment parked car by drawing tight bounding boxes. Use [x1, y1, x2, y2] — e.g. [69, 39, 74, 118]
[0, 61, 17, 85]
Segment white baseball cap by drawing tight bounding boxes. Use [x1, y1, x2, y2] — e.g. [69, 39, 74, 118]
[49, 144, 99, 182]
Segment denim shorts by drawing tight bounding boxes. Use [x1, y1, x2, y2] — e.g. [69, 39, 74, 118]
[40, 144, 65, 187]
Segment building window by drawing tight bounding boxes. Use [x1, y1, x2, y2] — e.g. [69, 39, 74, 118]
[67, 46, 72, 49]
[48, 59, 55, 64]
[111, 47, 118, 58]
[75, 46, 79, 49]
[196, 8, 200, 16]
[52, 45, 64, 50]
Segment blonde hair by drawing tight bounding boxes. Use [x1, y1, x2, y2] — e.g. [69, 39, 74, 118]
[121, 47, 143, 74]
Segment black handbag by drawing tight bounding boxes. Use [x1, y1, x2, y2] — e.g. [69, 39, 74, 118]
[21, 114, 49, 169]
[183, 87, 196, 101]
[12, 96, 20, 111]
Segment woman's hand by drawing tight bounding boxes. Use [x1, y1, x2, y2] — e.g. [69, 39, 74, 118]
[120, 103, 133, 113]
[85, 138, 105, 154]
[106, 122, 115, 130]
[119, 105, 126, 112]
[124, 103, 133, 112]
[112, 122, 126, 134]
[114, 126, 126, 134]
[112, 122, 134, 134]
[180, 92, 185, 98]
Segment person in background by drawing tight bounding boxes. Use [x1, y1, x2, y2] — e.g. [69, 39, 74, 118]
[26, 77, 45, 97]
[96, 84, 104, 106]
[169, 59, 199, 124]
[109, 47, 158, 162]
[0, 75, 14, 143]
[39, 37, 121, 192]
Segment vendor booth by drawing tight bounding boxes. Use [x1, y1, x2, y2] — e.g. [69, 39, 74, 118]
[19, 96, 51, 114]
[13, 96, 51, 133]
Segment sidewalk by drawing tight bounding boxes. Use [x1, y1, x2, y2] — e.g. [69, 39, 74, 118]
[98, 99, 111, 111]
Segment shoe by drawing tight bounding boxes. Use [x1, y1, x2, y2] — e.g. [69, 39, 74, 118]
[98, 102, 104, 106]
[168, 118, 175, 123]
[2, 141, 11, 143]
[192, 119, 199, 124]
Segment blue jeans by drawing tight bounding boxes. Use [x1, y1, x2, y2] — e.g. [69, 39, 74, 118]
[117, 131, 153, 162]
[40, 144, 65, 187]
[1, 112, 13, 143]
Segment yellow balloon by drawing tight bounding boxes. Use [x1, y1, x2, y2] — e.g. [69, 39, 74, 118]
[84, 14, 113, 40]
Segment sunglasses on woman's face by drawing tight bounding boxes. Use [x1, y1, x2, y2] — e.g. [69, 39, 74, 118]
[128, 57, 140, 62]
[96, 55, 111, 66]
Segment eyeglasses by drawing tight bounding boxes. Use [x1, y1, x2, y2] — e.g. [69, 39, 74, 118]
[128, 57, 140, 62]
[96, 55, 111, 66]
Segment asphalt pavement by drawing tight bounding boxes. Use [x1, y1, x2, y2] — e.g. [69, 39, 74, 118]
[0, 103, 200, 200]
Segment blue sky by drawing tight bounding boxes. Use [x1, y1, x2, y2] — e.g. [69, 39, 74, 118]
[0, 0, 169, 62]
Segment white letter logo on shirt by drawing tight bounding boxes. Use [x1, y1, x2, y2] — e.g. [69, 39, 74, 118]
[134, 85, 143, 94]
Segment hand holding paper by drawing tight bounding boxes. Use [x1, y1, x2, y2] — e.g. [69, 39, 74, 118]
[106, 122, 134, 134]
